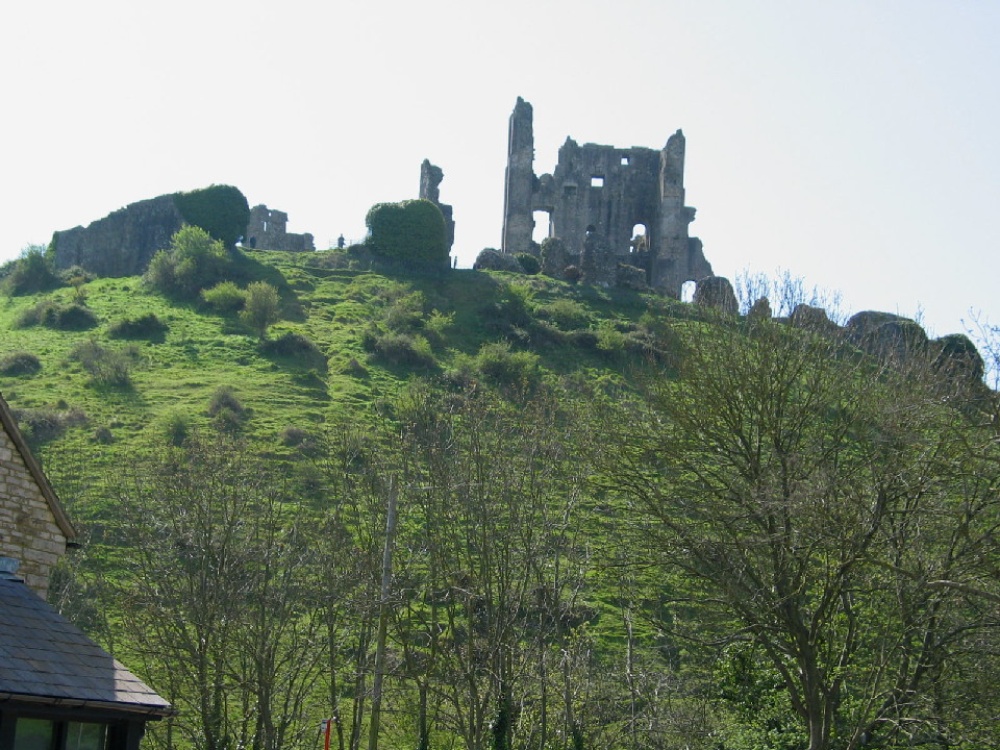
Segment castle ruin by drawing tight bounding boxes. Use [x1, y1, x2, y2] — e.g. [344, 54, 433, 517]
[245, 205, 314, 251]
[501, 97, 712, 296]
[419, 159, 455, 254]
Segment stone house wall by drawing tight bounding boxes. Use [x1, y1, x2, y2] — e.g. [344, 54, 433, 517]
[0, 396, 75, 599]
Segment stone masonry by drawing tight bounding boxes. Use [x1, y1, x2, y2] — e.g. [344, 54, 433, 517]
[502, 97, 712, 296]
[51, 195, 186, 277]
[419, 159, 456, 255]
[245, 205, 315, 251]
[0, 394, 76, 599]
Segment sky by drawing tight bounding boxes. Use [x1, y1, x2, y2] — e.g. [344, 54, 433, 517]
[3, 0, 998, 340]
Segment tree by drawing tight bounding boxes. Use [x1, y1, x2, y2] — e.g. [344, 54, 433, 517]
[114, 431, 326, 750]
[241, 281, 280, 339]
[146, 225, 233, 299]
[600, 316, 1000, 750]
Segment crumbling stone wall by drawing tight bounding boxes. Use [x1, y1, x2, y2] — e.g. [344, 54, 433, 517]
[245, 205, 315, 251]
[501, 97, 712, 297]
[51, 195, 185, 277]
[0, 397, 74, 600]
[419, 159, 455, 254]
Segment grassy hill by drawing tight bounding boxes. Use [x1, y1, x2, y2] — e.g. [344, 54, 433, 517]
[3, 245, 999, 750]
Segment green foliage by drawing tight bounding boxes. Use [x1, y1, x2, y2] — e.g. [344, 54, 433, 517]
[69, 339, 137, 387]
[538, 298, 590, 330]
[364, 330, 436, 368]
[474, 341, 540, 392]
[15, 300, 98, 331]
[240, 281, 280, 338]
[259, 331, 326, 370]
[2, 245, 60, 295]
[207, 386, 247, 430]
[201, 280, 247, 312]
[107, 313, 168, 340]
[0, 351, 42, 376]
[145, 225, 234, 299]
[365, 199, 448, 269]
[514, 252, 540, 275]
[11, 404, 87, 445]
[160, 409, 192, 447]
[173, 184, 250, 248]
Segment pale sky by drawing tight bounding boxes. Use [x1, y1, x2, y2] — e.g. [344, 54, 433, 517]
[3, 1, 998, 339]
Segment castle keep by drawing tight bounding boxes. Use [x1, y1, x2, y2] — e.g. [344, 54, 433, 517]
[501, 97, 712, 296]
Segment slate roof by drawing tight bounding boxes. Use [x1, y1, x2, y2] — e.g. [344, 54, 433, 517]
[0, 576, 173, 716]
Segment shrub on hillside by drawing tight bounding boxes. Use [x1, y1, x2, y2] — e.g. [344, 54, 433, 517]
[145, 225, 234, 299]
[365, 199, 448, 270]
[239, 281, 280, 339]
[0, 351, 42, 376]
[207, 386, 246, 431]
[108, 313, 169, 340]
[160, 410, 192, 447]
[538, 299, 590, 330]
[12, 405, 87, 445]
[69, 340, 137, 387]
[364, 330, 436, 368]
[2, 246, 60, 295]
[475, 341, 541, 392]
[259, 332, 326, 370]
[515, 252, 541, 275]
[201, 281, 246, 312]
[15, 300, 98, 331]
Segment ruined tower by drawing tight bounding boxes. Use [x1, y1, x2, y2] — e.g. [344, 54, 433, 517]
[500, 97, 711, 296]
[419, 159, 455, 254]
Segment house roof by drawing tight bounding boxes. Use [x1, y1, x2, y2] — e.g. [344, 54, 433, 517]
[0, 576, 173, 717]
[0, 391, 77, 545]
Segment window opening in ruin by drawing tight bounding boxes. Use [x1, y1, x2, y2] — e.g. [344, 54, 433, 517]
[681, 280, 697, 303]
[262, 221, 268, 233]
[621, 155, 630, 166]
[630, 223, 648, 254]
[563, 183, 577, 198]
[590, 176, 604, 188]
[532, 210, 552, 245]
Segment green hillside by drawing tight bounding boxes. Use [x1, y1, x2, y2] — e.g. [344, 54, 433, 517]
[2, 243, 999, 750]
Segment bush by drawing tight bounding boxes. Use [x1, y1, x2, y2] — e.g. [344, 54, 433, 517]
[539, 299, 590, 330]
[173, 185, 250, 248]
[0, 351, 42, 376]
[145, 225, 233, 299]
[240, 281, 280, 338]
[69, 340, 136, 387]
[12, 405, 87, 445]
[259, 332, 326, 370]
[201, 281, 246, 312]
[161, 410, 192, 447]
[207, 386, 246, 430]
[514, 253, 540, 275]
[367, 331, 436, 368]
[365, 199, 448, 269]
[108, 313, 169, 340]
[50, 303, 98, 331]
[475, 341, 541, 392]
[2, 246, 60, 295]
[16, 301, 98, 331]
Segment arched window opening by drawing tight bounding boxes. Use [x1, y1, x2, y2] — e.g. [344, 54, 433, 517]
[630, 223, 648, 254]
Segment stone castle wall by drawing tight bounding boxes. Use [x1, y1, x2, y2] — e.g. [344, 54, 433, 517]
[245, 205, 314, 251]
[51, 195, 186, 277]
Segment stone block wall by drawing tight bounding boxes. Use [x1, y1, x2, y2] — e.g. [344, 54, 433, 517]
[0, 406, 72, 600]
